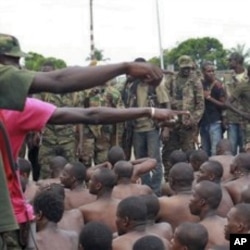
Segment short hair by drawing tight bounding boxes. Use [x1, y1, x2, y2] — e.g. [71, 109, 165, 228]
[133, 235, 165, 250]
[190, 150, 209, 165]
[107, 146, 125, 166]
[196, 181, 222, 209]
[70, 162, 87, 182]
[79, 221, 113, 250]
[94, 168, 117, 189]
[49, 156, 68, 178]
[176, 222, 208, 250]
[40, 183, 65, 200]
[233, 203, 250, 229]
[203, 160, 223, 181]
[229, 52, 244, 65]
[201, 61, 214, 71]
[18, 158, 32, 176]
[169, 150, 187, 166]
[33, 189, 64, 223]
[113, 160, 133, 179]
[169, 163, 194, 188]
[216, 139, 232, 154]
[140, 195, 160, 219]
[117, 196, 147, 222]
[186, 149, 195, 162]
[134, 57, 146, 63]
[235, 153, 250, 172]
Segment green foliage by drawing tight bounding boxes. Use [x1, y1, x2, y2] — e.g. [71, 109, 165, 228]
[86, 48, 110, 61]
[148, 56, 161, 67]
[25, 52, 67, 71]
[149, 37, 229, 70]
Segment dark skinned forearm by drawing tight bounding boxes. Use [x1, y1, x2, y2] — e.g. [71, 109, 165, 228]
[29, 63, 127, 93]
[49, 107, 151, 125]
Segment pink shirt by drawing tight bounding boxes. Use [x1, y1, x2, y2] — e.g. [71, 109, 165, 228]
[2, 98, 56, 223]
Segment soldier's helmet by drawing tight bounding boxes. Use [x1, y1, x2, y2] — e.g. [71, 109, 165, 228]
[177, 55, 193, 68]
[0, 33, 28, 58]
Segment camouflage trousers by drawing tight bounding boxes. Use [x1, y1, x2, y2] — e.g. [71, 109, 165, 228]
[39, 140, 76, 179]
[79, 127, 113, 168]
[0, 230, 22, 250]
[162, 126, 196, 181]
[0, 222, 36, 250]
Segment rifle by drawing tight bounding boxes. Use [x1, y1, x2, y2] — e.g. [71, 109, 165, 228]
[121, 79, 139, 160]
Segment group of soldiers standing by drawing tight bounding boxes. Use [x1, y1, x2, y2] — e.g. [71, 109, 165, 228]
[28, 52, 250, 196]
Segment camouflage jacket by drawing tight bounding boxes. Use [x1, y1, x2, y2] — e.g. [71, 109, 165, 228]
[224, 69, 249, 124]
[35, 92, 78, 145]
[164, 71, 204, 125]
[80, 85, 124, 138]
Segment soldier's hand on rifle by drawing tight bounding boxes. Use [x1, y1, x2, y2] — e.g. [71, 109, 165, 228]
[126, 62, 163, 87]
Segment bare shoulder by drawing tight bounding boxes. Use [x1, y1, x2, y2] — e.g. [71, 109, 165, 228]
[159, 196, 171, 205]
[62, 230, 78, 249]
[158, 221, 173, 231]
[142, 184, 153, 194]
[112, 235, 131, 250]
[68, 208, 83, 219]
[79, 201, 96, 212]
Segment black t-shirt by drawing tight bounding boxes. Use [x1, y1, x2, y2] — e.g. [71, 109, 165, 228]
[200, 79, 225, 125]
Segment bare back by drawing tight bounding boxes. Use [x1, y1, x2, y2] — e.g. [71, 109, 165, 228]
[58, 208, 83, 233]
[112, 183, 153, 200]
[112, 231, 169, 250]
[200, 216, 228, 249]
[146, 222, 173, 241]
[64, 189, 96, 210]
[24, 181, 39, 203]
[216, 187, 234, 217]
[157, 194, 200, 230]
[37, 178, 61, 187]
[224, 176, 250, 204]
[36, 228, 78, 250]
[79, 198, 120, 232]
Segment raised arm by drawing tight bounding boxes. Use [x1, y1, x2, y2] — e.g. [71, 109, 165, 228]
[130, 158, 157, 182]
[29, 62, 163, 94]
[48, 107, 190, 125]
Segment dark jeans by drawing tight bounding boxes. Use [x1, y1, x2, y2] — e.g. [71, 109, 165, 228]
[133, 129, 163, 196]
[228, 123, 245, 155]
[200, 122, 222, 157]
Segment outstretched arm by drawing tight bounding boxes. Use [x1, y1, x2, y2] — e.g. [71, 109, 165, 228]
[48, 107, 190, 125]
[29, 62, 163, 94]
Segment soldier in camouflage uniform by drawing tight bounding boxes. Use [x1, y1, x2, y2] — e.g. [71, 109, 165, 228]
[76, 82, 124, 167]
[223, 52, 249, 155]
[37, 62, 78, 179]
[162, 55, 204, 180]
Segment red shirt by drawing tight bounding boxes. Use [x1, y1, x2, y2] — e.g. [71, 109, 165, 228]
[2, 98, 56, 223]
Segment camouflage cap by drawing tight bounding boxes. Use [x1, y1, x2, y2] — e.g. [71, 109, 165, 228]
[178, 55, 193, 68]
[0, 33, 28, 58]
